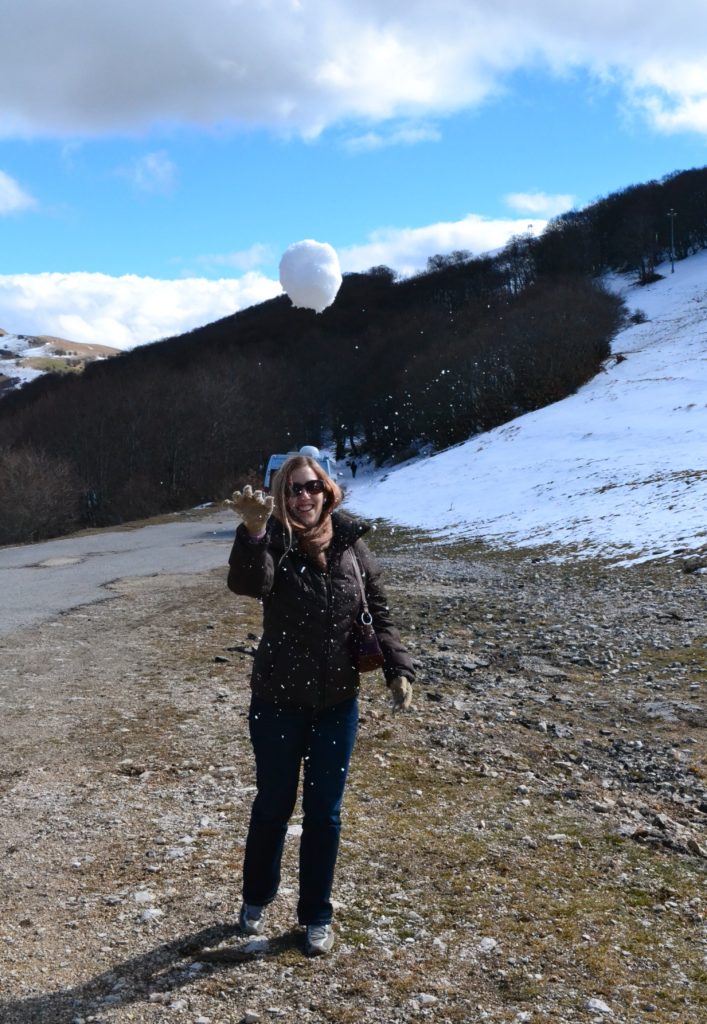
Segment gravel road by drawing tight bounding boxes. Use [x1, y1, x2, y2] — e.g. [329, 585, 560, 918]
[0, 523, 705, 1024]
[0, 508, 234, 636]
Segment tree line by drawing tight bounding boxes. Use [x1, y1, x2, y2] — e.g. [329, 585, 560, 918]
[4, 162, 706, 545]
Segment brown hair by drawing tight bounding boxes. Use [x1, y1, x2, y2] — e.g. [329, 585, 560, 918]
[271, 454, 343, 550]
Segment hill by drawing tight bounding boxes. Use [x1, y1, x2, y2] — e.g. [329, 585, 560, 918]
[0, 330, 120, 395]
[1, 164, 707, 546]
[348, 250, 707, 564]
[0, 265, 622, 544]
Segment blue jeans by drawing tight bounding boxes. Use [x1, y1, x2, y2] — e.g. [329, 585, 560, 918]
[242, 695, 359, 926]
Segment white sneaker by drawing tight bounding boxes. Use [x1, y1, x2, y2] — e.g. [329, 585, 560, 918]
[305, 923, 335, 956]
[239, 902, 265, 936]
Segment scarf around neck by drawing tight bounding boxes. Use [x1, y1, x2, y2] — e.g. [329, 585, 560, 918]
[294, 512, 334, 569]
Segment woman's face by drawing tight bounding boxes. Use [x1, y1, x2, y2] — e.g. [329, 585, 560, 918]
[287, 466, 326, 528]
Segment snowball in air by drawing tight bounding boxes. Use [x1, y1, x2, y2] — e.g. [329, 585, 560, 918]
[279, 240, 342, 313]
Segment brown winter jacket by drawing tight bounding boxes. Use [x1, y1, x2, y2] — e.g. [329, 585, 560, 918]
[227, 510, 415, 708]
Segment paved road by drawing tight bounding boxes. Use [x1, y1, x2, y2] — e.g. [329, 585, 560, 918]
[0, 509, 236, 637]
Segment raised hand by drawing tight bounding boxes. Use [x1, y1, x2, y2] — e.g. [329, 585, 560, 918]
[226, 485, 274, 536]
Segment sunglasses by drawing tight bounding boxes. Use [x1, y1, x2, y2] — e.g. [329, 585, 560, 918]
[287, 479, 326, 497]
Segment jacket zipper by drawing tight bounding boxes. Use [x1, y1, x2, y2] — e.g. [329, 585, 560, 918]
[320, 569, 334, 708]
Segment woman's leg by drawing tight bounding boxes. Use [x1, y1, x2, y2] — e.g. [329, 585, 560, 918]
[298, 697, 359, 925]
[242, 697, 307, 908]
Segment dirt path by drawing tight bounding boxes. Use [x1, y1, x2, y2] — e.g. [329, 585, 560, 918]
[0, 532, 705, 1023]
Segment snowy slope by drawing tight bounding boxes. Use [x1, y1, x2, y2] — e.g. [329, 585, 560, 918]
[0, 331, 119, 392]
[347, 252, 707, 563]
[0, 332, 47, 388]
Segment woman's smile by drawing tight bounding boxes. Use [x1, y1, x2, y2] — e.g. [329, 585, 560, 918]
[287, 469, 325, 526]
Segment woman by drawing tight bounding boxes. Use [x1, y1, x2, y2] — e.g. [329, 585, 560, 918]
[226, 454, 414, 956]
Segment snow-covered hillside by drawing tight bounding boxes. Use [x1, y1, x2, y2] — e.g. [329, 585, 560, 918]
[347, 252, 707, 564]
[0, 330, 119, 393]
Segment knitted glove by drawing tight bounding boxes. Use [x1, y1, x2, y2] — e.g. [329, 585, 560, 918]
[226, 485, 274, 536]
[390, 676, 413, 713]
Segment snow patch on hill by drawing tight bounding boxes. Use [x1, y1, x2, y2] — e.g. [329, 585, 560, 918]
[0, 331, 120, 394]
[347, 252, 707, 564]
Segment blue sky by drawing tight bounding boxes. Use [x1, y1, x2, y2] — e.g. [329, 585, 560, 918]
[1, 1, 707, 348]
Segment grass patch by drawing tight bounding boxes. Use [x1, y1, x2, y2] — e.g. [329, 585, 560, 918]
[639, 637, 707, 673]
[339, 702, 707, 1021]
[23, 356, 84, 373]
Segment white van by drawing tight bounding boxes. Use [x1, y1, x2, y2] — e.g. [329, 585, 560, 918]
[263, 445, 335, 490]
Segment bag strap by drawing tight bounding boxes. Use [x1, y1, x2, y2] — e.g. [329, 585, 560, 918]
[349, 548, 373, 624]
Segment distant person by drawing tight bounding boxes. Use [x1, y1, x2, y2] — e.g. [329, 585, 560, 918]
[226, 454, 414, 955]
[350, 460, 358, 478]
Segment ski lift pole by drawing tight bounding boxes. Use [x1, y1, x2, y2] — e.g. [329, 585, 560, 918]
[667, 208, 677, 273]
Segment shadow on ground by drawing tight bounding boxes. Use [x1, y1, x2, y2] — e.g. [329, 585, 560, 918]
[0, 923, 305, 1023]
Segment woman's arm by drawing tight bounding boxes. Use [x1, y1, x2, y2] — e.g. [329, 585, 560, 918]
[227, 523, 276, 598]
[225, 486, 277, 598]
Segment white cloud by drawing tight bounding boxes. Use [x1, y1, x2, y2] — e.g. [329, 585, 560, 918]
[60, 141, 82, 171]
[0, 272, 282, 349]
[119, 151, 177, 194]
[639, 92, 707, 135]
[3, 3, 707, 138]
[340, 214, 547, 277]
[344, 123, 442, 152]
[0, 170, 37, 215]
[193, 243, 276, 274]
[505, 191, 575, 217]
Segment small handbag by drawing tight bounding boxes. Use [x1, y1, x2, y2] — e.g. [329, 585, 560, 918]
[349, 550, 385, 673]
